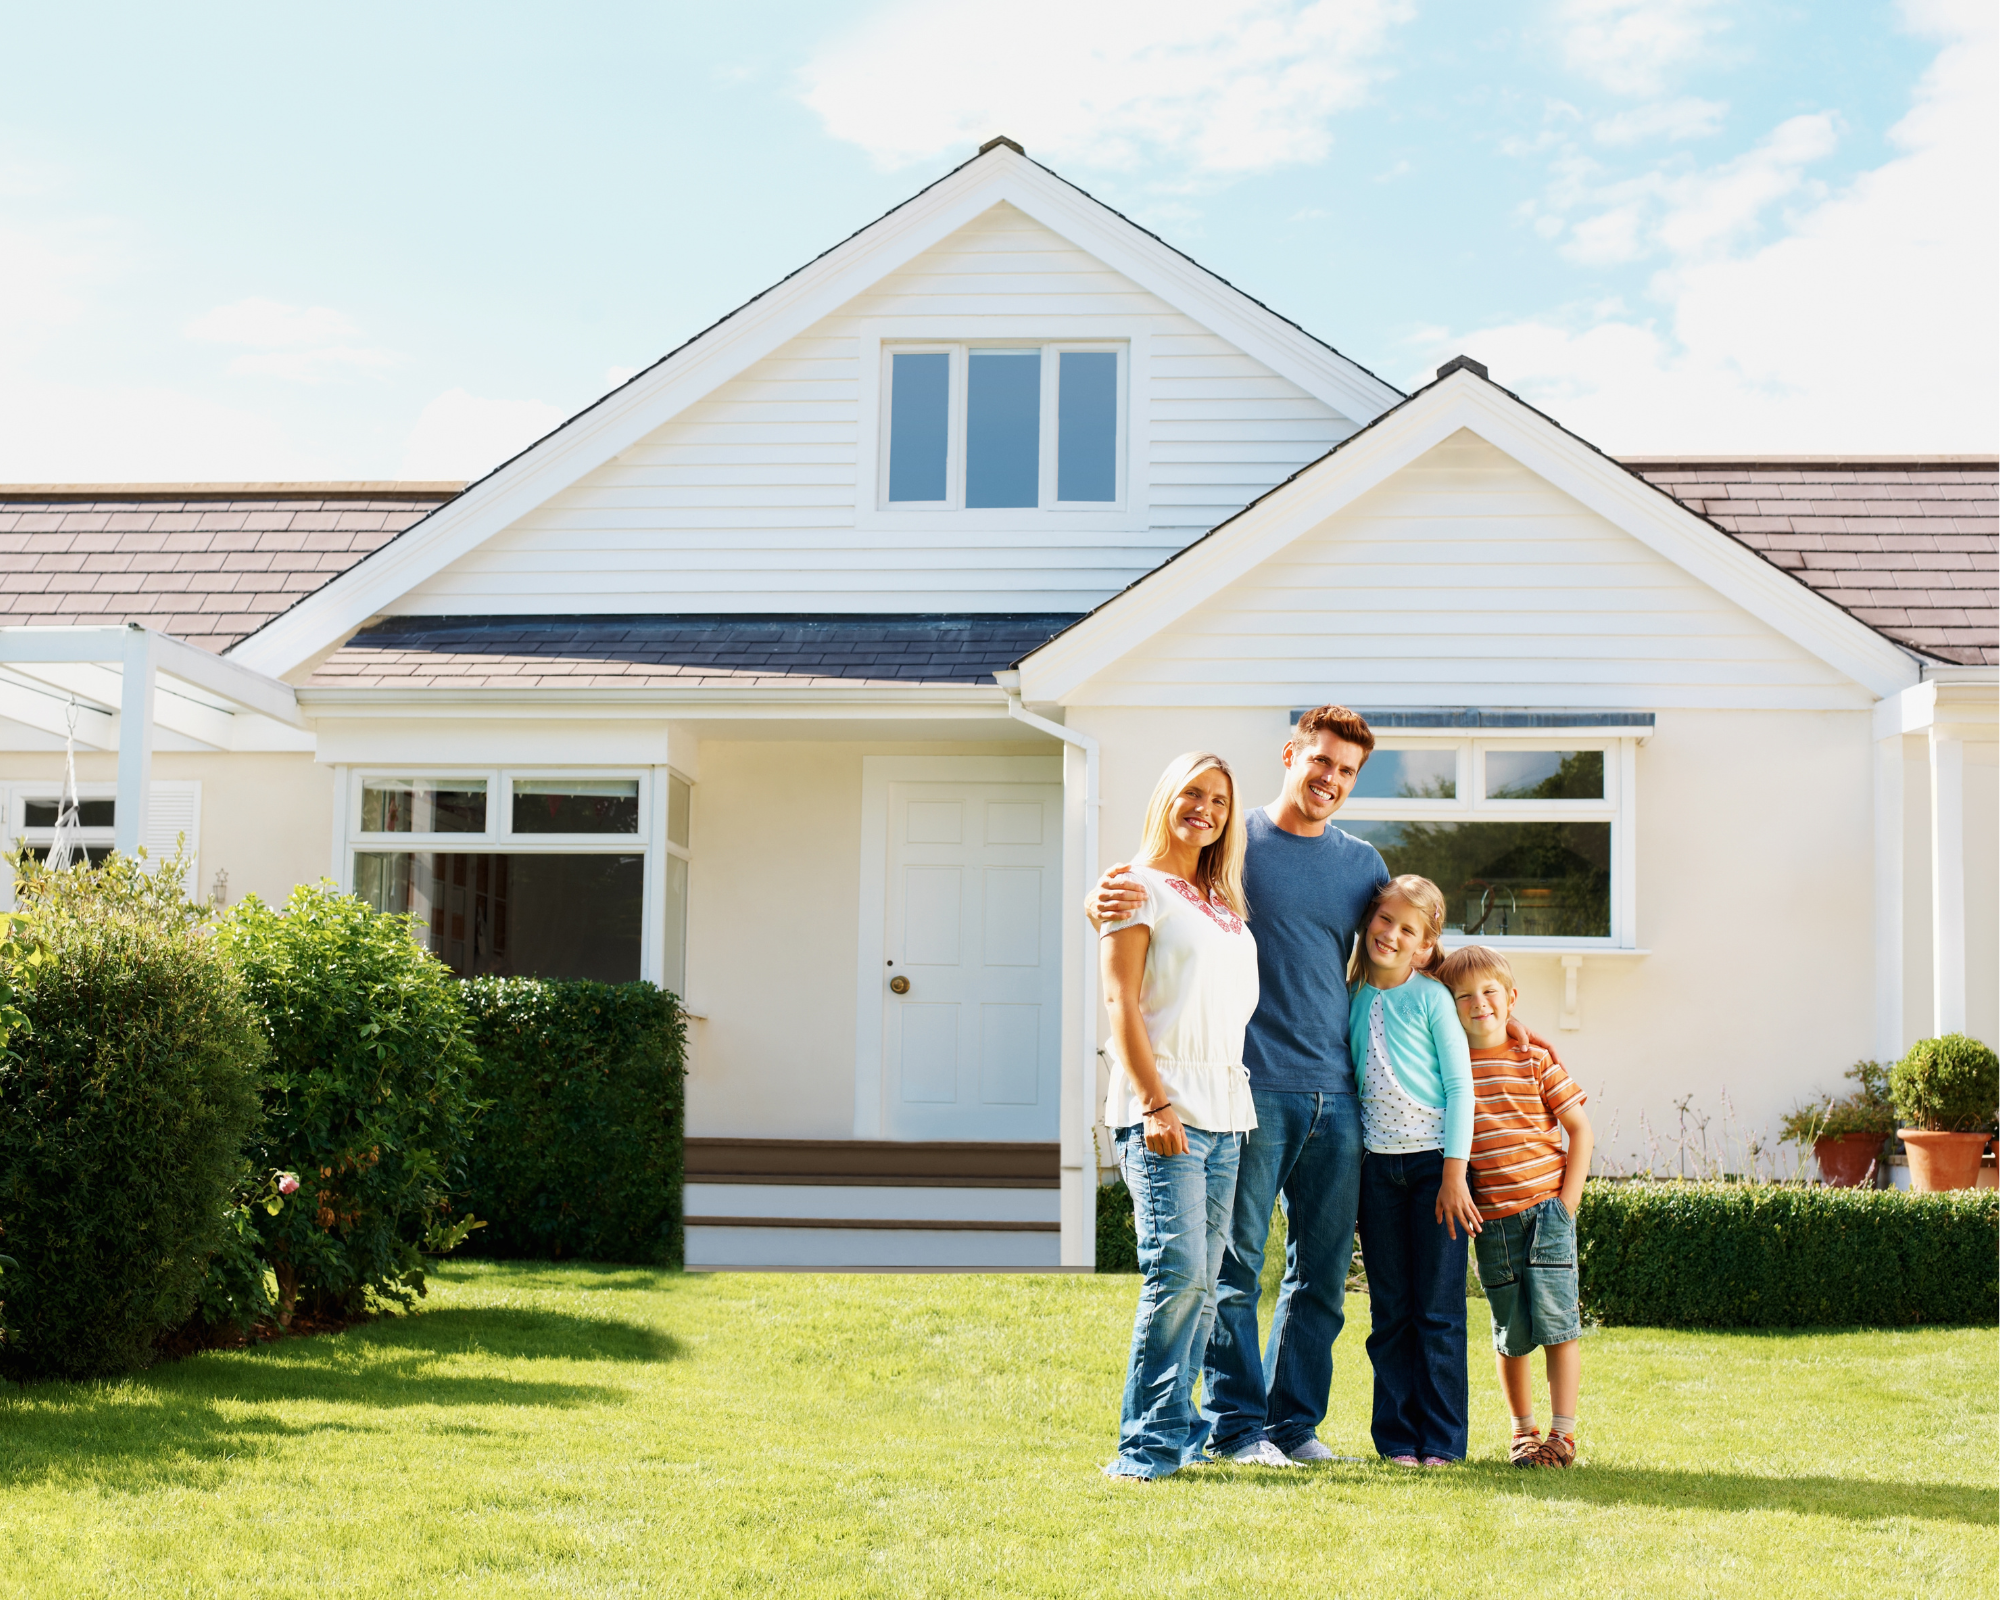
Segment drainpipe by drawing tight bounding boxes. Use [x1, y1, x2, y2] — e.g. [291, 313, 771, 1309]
[1000, 677, 1100, 1269]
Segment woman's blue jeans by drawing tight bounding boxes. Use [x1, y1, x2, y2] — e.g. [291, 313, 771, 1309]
[1356, 1147, 1469, 1461]
[1111, 1123, 1243, 1478]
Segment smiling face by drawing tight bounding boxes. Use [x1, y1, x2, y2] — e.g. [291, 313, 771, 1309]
[1363, 893, 1437, 987]
[1281, 729, 1368, 825]
[1168, 765, 1233, 855]
[1451, 972, 1517, 1050]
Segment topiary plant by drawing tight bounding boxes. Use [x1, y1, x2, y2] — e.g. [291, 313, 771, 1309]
[1890, 1034, 2000, 1134]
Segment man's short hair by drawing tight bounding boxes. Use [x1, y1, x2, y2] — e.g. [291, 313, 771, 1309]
[1437, 944, 1515, 993]
[1292, 704, 1376, 759]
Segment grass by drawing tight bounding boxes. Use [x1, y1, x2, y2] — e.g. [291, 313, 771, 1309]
[0, 1264, 1992, 1598]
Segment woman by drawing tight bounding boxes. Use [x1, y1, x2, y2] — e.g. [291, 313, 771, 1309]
[1101, 751, 1259, 1481]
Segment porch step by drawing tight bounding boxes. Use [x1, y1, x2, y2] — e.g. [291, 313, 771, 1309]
[683, 1139, 1063, 1271]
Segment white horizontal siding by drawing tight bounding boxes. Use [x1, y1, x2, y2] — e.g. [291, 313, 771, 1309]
[1075, 430, 1871, 712]
[394, 202, 1355, 617]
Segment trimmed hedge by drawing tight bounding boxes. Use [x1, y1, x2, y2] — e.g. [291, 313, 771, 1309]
[460, 978, 686, 1266]
[1577, 1181, 1998, 1328]
[1096, 1175, 1139, 1272]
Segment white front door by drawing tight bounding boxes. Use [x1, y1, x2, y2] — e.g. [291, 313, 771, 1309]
[880, 779, 1063, 1141]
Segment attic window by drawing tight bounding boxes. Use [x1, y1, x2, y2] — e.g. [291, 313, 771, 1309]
[883, 343, 1123, 510]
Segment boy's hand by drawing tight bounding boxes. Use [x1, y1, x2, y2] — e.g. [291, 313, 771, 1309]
[1507, 1016, 1563, 1070]
[1435, 1158, 1482, 1240]
[1086, 864, 1146, 930]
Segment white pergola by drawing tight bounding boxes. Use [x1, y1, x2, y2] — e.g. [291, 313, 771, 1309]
[0, 624, 303, 856]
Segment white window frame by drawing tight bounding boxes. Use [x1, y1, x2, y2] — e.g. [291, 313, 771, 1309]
[1, 780, 202, 910]
[1338, 736, 1638, 950]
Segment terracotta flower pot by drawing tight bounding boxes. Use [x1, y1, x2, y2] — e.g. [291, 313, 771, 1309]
[1898, 1129, 1992, 1192]
[1813, 1133, 1884, 1188]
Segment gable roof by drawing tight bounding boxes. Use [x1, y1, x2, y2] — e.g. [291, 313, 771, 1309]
[221, 141, 1406, 679]
[1014, 365, 1936, 703]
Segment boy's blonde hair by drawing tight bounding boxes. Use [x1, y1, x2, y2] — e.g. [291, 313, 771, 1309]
[1346, 873, 1448, 987]
[1137, 751, 1249, 919]
[1436, 944, 1515, 994]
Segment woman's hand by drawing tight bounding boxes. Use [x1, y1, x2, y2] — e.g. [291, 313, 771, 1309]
[1143, 1103, 1190, 1157]
[1435, 1158, 1483, 1240]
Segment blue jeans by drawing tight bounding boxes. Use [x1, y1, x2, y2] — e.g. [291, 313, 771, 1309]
[1202, 1089, 1363, 1456]
[1110, 1123, 1242, 1478]
[1357, 1147, 1469, 1461]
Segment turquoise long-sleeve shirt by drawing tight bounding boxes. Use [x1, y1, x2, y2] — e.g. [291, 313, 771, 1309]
[1348, 974, 1474, 1160]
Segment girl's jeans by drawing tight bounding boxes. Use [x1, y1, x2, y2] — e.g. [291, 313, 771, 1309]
[1110, 1123, 1243, 1478]
[1357, 1147, 1470, 1461]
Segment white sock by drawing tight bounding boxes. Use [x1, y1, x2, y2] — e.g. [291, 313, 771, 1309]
[1551, 1414, 1576, 1438]
[1511, 1414, 1536, 1434]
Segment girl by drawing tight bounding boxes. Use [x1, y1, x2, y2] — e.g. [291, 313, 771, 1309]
[1348, 874, 1481, 1466]
[1101, 751, 1259, 1481]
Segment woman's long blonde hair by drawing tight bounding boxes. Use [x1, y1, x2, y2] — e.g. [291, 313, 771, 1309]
[1136, 751, 1249, 919]
[1346, 873, 1448, 988]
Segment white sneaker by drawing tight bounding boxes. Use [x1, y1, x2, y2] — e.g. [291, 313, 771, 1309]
[1230, 1439, 1295, 1468]
[1286, 1438, 1337, 1464]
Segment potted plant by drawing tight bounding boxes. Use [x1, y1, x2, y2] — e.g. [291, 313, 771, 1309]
[1780, 1061, 1896, 1187]
[1891, 1034, 2000, 1191]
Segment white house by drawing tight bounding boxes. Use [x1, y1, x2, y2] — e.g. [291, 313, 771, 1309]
[2, 139, 1994, 1269]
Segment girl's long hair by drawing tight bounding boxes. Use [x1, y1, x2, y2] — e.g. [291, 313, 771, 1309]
[1346, 873, 1448, 988]
[1136, 751, 1249, 919]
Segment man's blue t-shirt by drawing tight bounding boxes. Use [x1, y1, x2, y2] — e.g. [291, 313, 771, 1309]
[1241, 806, 1390, 1095]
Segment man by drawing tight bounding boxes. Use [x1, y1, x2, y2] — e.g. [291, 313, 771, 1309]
[1090, 704, 1386, 1466]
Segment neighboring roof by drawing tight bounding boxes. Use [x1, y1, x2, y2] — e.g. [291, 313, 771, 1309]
[304, 613, 1083, 690]
[1625, 458, 1997, 667]
[0, 484, 462, 654]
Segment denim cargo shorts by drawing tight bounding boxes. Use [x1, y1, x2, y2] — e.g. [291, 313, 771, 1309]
[1473, 1195, 1582, 1357]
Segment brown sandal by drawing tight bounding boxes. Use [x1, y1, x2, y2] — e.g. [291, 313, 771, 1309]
[1509, 1428, 1543, 1466]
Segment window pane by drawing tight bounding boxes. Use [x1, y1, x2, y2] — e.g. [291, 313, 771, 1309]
[1056, 350, 1117, 501]
[23, 798, 116, 828]
[512, 779, 640, 834]
[888, 352, 949, 502]
[360, 778, 486, 833]
[1343, 820, 1611, 938]
[661, 851, 689, 996]
[965, 348, 1041, 508]
[25, 844, 115, 866]
[667, 774, 691, 849]
[356, 851, 641, 982]
[1351, 750, 1456, 800]
[1485, 750, 1604, 800]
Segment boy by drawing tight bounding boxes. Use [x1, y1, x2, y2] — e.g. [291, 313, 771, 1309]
[1437, 945, 1593, 1468]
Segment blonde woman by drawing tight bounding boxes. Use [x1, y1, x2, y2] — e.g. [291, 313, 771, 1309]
[1101, 752, 1259, 1481]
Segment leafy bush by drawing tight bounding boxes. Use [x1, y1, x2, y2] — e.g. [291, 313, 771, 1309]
[217, 884, 482, 1321]
[0, 852, 265, 1381]
[1890, 1034, 2000, 1133]
[459, 978, 685, 1265]
[1095, 1174, 1138, 1272]
[1577, 1180, 1998, 1328]
[1779, 1060, 1899, 1144]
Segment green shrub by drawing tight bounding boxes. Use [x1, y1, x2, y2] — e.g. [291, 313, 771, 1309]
[218, 884, 482, 1321]
[1780, 1059, 1900, 1144]
[459, 978, 685, 1265]
[1576, 1180, 1998, 1328]
[1890, 1034, 2000, 1133]
[0, 852, 265, 1381]
[1095, 1174, 1138, 1272]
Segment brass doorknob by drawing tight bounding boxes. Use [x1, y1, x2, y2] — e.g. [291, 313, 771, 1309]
[889, 975, 911, 994]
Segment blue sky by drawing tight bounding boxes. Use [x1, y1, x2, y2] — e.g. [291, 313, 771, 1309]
[0, 0, 1991, 480]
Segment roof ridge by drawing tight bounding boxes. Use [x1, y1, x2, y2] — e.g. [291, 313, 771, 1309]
[0, 482, 465, 499]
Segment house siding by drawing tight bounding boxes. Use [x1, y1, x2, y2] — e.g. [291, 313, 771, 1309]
[391, 203, 1357, 617]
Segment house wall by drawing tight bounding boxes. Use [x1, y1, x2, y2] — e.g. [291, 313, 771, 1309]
[1068, 704, 1880, 1172]
[391, 202, 1357, 618]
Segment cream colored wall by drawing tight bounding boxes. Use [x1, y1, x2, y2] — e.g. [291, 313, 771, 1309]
[682, 736, 1050, 1140]
[0, 751, 332, 909]
[1960, 740, 1997, 1049]
[1068, 704, 1881, 1175]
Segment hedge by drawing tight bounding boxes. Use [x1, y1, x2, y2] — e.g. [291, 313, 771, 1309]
[460, 978, 686, 1266]
[1576, 1181, 1998, 1328]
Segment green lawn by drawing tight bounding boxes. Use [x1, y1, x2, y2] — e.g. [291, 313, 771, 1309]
[0, 1264, 1991, 1598]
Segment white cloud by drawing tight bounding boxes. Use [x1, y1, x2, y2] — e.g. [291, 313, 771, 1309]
[1592, 97, 1726, 145]
[1414, 5, 1999, 451]
[397, 388, 568, 480]
[1560, 0, 1727, 96]
[0, 377, 328, 480]
[185, 296, 402, 383]
[798, 0, 1413, 173]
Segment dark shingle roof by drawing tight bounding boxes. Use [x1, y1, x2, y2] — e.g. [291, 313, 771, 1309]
[1623, 457, 1997, 666]
[0, 484, 462, 654]
[306, 614, 1085, 690]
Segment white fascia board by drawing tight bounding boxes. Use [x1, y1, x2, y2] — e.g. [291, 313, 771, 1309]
[227, 149, 1402, 680]
[295, 684, 1011, 720]
[1020, 373, 1923, 703]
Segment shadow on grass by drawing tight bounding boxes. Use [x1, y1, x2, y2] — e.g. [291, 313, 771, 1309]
[356, 1306, 683, 1365]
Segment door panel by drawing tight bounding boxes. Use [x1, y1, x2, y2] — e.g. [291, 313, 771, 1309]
[882, 779, 1062, 1140]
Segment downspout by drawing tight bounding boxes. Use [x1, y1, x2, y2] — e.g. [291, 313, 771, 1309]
[999, 676, 1100, 1268]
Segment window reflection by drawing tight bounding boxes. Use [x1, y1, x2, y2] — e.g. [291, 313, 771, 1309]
[1343, 820, 1611, 939]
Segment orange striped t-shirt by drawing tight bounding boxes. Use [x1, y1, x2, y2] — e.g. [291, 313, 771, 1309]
[1468, 1044, 1586, 1221]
